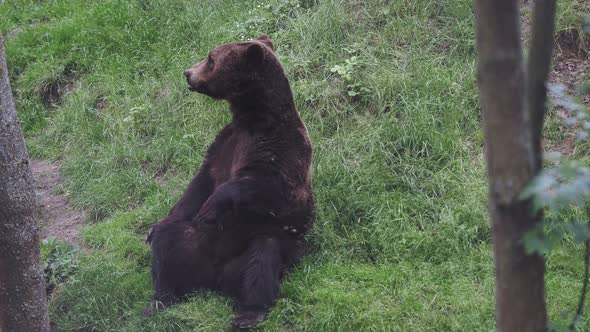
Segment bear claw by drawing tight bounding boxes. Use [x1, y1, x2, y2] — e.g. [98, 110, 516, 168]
[145, 226, 155, 244]
[143, 300, 166, 316]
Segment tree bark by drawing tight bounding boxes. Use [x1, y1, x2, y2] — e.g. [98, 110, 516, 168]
[474, 1, 550, 331]
[0, 34, 51, 332]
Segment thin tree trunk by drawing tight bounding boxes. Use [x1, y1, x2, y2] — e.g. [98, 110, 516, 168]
[527, 0, 557, 169]
[474, 1, 548, 331]
[0, 34, 50, 332]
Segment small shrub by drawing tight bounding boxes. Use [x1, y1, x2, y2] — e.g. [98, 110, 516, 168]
[233, 0, 305, 39]
[41, 238, 79, 294]
[330, 56, 370, 100]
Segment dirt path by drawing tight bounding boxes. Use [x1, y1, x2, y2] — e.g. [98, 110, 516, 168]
[31, 160, 85, 246]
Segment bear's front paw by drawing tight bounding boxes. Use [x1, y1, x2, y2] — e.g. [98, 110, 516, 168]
[193, 212, 225, 231]
[231, 310, 266, 328]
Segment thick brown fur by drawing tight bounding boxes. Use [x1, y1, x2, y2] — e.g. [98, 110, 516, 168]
[145, 35, 314, 328]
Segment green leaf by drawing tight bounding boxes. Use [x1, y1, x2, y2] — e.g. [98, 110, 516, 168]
[548, 319, 569, 332]
[543, 151, 562, 162]
[523, 231, 551, 255]
[523, 225, 563, 255]
[564, 223, 590, 242]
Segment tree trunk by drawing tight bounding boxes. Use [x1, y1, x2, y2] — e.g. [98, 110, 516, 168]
[0, 34, 51, 332]
[474, 1, 552, 331]
[527, 0, 556, 169]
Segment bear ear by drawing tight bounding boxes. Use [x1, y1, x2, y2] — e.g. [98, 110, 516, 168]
[257, 34, 274, 51]
[246, 43, 265, 64]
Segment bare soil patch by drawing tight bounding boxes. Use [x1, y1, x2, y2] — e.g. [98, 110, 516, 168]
[522, 16, 588, 155]
[31, 160, 86, 246]
[546, 28, 589, 156]
[550, 29, 589, 93]
[40, 63, 80, 109]
[520, 1, 590, 156]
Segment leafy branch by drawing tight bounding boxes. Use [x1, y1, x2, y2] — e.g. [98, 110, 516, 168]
[521, 79, 590, 330]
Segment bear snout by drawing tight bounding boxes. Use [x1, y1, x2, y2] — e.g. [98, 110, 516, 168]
[185, 76, 211, 95]
[184, 70, 200, 92]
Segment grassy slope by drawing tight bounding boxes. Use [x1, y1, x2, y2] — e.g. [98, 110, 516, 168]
[1, 0, 589, 330]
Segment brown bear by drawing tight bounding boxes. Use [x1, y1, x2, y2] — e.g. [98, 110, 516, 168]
[145, 34, 314, 328]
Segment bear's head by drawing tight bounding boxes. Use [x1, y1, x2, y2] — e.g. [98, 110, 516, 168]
[184, 34, 276, 101]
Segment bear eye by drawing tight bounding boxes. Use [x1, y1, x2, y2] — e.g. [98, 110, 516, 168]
[207, 55, 214, 67]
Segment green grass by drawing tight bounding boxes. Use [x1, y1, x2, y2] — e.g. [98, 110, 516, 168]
[1, 0, 589, 330]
